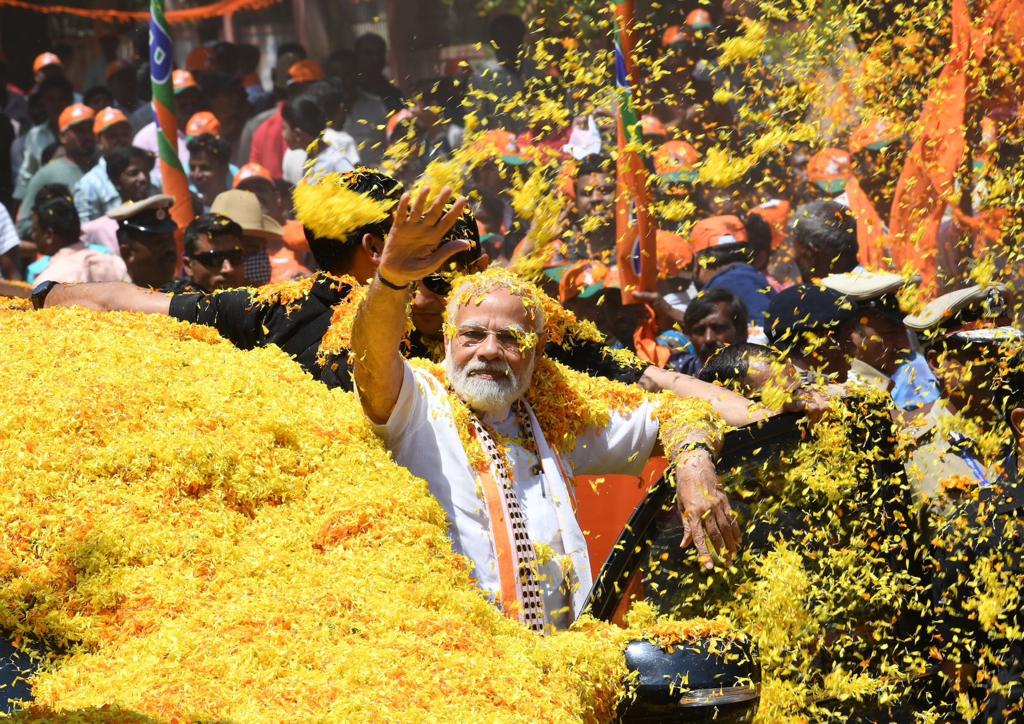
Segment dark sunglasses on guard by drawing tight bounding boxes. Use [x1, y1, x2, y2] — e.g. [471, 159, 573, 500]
[192, 248, 244, 269]
[420, 229, 482, 296]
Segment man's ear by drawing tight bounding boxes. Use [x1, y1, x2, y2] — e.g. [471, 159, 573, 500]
[362, 232, 383, 261]
[471, 253, 490, 272]
[925, 347, 940, 372]
[1011, 407, 1024, 438]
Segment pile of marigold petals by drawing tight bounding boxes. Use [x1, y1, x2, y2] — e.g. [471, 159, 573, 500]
[0, 305, 730, 721]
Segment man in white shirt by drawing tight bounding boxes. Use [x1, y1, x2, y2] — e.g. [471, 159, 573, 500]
[351, 186, 739, 632]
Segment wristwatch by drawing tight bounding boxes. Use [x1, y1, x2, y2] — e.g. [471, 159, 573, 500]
[30, 280, 60, 310]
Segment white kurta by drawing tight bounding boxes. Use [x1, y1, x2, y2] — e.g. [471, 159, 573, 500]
[372, 361, 659, 630]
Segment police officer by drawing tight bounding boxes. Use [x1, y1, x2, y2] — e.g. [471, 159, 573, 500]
[821, 270, 941, 411]
[108, 193, 179, 289]
[902, 284, 1022, 499]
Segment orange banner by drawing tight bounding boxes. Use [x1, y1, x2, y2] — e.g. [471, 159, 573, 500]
[0, 0, 282, 24]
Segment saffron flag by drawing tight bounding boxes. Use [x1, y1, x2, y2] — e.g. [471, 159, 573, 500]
[889, 0, 1024, 290]
[150, 0, 193, 273]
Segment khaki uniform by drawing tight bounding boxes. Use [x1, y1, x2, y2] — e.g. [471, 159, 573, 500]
[904, 400, 999, 500]
[846, 358, 891, 394]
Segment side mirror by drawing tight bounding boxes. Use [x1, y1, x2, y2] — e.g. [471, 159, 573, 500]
[619, 635, 760, 722]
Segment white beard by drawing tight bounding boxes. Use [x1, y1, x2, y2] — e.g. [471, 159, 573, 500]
[443, 351, 535, 419]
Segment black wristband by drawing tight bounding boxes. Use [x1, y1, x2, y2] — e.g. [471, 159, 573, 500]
[31, 280, 60, 310]
[676, 441, 716, 459]
[375, 270, 410, 291]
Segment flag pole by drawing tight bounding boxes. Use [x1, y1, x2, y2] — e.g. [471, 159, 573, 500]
[610, 0, 657, 305]
[150, 0, 193, 275]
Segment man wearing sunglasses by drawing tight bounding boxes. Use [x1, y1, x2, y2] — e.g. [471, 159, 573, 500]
[169, 213, 246, 293]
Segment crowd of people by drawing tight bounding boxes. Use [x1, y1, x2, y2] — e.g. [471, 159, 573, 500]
[4, 2, 1024, 717]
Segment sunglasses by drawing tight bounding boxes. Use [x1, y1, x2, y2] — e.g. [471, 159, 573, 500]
[192, 248, 243, 268]
[419, 236, 484, 296]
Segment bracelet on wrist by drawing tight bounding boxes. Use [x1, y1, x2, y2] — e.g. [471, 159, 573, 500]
[375, 270, 410, 291]
[674, 441, 716, 460]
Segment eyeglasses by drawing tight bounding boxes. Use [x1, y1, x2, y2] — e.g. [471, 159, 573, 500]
[192, 248, 243, 268]
[455, 325, 535, 353]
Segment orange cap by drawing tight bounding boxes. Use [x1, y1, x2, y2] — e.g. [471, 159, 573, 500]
[185, 46, 213, 72]
[686, 9, 714, 29]
[689, 215, 747, 253]
[661, 25, 689, 48]
[186, 111, 221, 138]
[233, 162, 274, 188]
[33, 52, 63, 73]
[640, 114, 668, 138]
[93, 106, 129, 135]
[749, 198, 792, 251]
[654, 140, 700, 183]
[848, 117, 899, 154]
[557, 259, 609, 302]
[58, 103, 96, 133]
[288, 59, 324, 85]
[656, 229, 693, 277]
[172, 69, 199, 93]
[473, 129, 529, 165]
[807, 147, 851, 192]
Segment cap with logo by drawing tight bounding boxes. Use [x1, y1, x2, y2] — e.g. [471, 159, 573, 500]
[108, 194, 178, 235]
[807, 148, 851, 194]
[186, 111, 222, 139]
[233, 163, 274, 189]
[58, 104, 96, 133]
[93, 106, 129, 136]
[288, 59, 324, 86]
[690, 215, 747, 253]
[849, 117, 901, 154]
[172, 69, 199, 94]
[33, 52, 63, 73]
[654, 140, 700, 186]
[211, 190, 283, 241]
[904, 283, 1021, 346]
[640, 115, 668, 138]
[686, 9, 714, 30]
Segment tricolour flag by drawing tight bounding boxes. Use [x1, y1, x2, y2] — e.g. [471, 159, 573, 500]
[150, 0, 193, 273]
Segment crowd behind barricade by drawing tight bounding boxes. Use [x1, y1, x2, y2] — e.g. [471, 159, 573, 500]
[4, 3, 1024, 718]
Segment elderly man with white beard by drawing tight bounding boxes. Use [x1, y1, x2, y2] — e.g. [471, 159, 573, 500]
[352, 185, 740, 633]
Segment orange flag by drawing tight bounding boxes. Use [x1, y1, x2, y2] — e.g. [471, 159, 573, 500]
[889, 0, 1024, 288]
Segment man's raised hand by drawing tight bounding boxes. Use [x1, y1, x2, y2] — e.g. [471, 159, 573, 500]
[377, 186, 469, 287]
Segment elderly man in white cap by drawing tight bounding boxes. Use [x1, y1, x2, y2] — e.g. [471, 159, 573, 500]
[351, 185, 739, 633]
